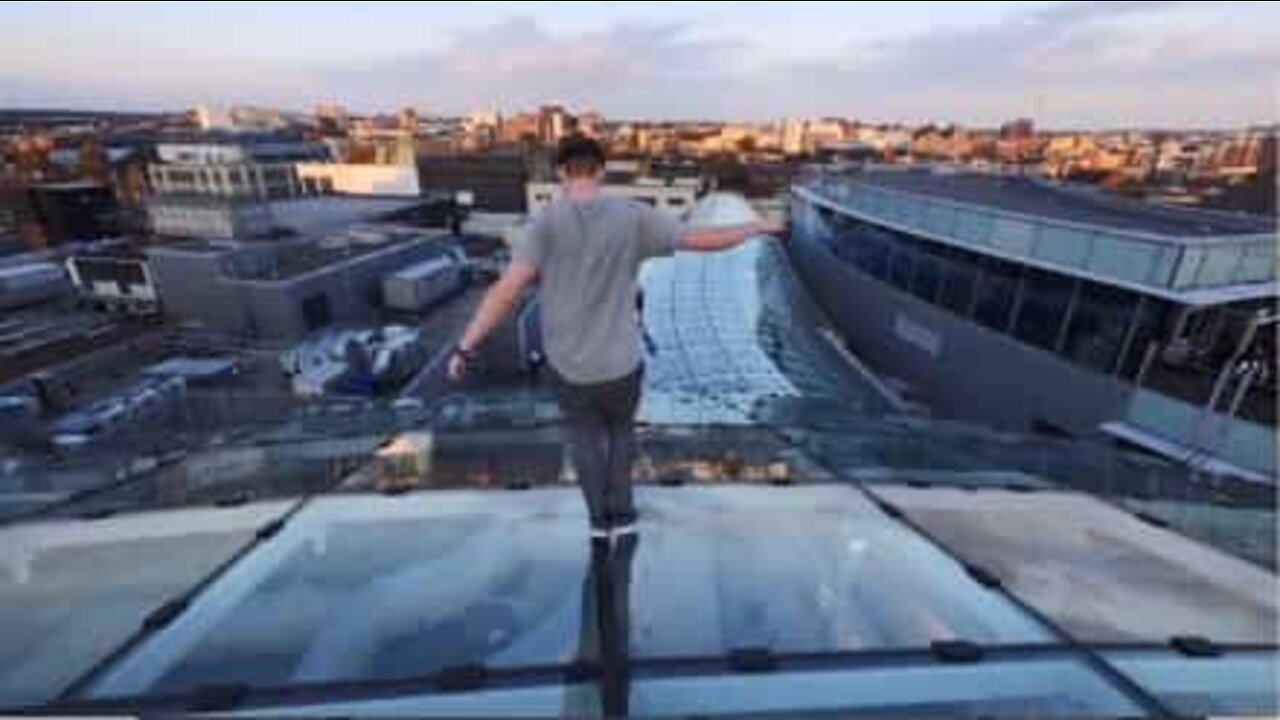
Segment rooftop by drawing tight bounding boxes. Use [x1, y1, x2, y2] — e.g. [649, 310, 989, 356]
[268, 196, 425, 237]
[229, 226, 454, 282]
[155, 130, 311, 147]
[852, 169, 1275, 239]
[1, 484, 1273, 716]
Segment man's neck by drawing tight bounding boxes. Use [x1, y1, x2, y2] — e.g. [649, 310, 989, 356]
[563, 179, 602, 202]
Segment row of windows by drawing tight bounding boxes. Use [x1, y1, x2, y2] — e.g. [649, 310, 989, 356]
[531, 192, 689, 210]
[816, 210, 1170, 381]
[153, 167, 299, 198]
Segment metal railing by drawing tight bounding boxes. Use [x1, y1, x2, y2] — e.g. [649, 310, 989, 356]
[800, 177, 1277, 294]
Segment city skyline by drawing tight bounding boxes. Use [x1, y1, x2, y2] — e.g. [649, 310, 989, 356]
[2, 1, 1277, 129]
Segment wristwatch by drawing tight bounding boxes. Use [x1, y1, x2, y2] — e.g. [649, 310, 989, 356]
[454, 344, 477, 362]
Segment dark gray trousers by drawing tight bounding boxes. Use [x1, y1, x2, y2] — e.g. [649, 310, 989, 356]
[554, 367, 643, 528]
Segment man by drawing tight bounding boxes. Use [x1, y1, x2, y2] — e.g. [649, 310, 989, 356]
[448, 135, 776, 543]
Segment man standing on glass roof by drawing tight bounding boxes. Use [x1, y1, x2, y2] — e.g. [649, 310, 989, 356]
[450, 134, 776, 544]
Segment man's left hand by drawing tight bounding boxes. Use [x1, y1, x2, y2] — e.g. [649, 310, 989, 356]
[447, 352, 469, 382]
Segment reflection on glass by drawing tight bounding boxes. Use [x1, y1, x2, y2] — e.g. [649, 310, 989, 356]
[628, 486, 1050, 659]
[630, 657, 1142, 718]
[880, 488, 1279, 644]
[89, 492, 595, 698]
[1014, 270, 1074, 351]
[1062, 282, 1135, 374]
[973, 259, 1020, 333]
[212, 685, 601, 718]
[1107, 652, 1279, 718]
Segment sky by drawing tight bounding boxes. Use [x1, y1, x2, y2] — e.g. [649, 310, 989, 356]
[1, 0, 1277, 128]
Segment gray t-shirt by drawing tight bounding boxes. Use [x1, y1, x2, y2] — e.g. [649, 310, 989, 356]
[514, 196, 682, 384]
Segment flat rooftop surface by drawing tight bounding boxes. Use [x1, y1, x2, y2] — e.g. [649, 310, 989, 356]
[0, 485, 1273, 716]
[851, 170, 1276, 239]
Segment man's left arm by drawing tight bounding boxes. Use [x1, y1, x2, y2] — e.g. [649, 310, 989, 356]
[637, 206, 782, 259]
[679, 222, 781, 253]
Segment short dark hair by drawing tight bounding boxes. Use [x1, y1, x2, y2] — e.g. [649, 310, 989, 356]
[555, 134, 606, 176]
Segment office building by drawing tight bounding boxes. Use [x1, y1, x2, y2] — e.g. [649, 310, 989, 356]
[792, 166, 1277, 480]
[296, 163, 421, 197]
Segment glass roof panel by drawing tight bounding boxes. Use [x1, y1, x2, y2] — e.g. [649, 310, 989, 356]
[879, 488, 1279, 644]
[0, 501, 294, 707]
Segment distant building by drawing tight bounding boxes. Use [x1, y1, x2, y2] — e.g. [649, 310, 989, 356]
[500, 113, 541, 144]
[418, 151, 530, 214]
[148, 196, 276, 240]
[149, 185, 421, 241]
[525, 178, 700, 217]
[0, 185, 36, 248]
[525, 159, 705, 216]
[463, 110, 503, 150]
[349, 125, 418, 166]
[146, 225, 462, 341]
[397, 108, 419, 133]
[194, 105, 234, 132]
[296, 163, 421, 197]
[24, 182, 120, 247]
[577, 111, 604, 139]
[315, 103, 351, 132]
[148, 132, 329, 200]
[146, 133, 331, 239]
[781, 120, 807, 156]
[1000, 118, 1036, 140]
[538, 105, 573, 145]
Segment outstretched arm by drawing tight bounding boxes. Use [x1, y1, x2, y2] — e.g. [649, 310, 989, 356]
[679, 221, 782, 253]
[449, 260, 539, 380]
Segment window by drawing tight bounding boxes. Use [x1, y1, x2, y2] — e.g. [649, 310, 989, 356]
[1062, 282, 1136, 374]
[1119, 298, 1171, 381]
[973, 258, 1020, 333]
[854, 235, 891, 281]
[911, 250, 942, 304]
[667, 197, 688, 208]
[888, 241, 915, 292]
[1014, 270, 1075, 351]
[166, 169, 196, 186]
[937, 251, 979, 317]
[637, 197, 657, 207]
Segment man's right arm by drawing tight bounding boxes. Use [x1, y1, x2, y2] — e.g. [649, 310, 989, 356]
[448, 260, 538, 381]
[449, 213, 548, 381]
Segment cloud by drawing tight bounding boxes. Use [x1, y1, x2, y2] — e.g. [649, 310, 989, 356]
[1, 1, 1274, 128]
[313, 18, 749, 117]
[752, 0, 1279, 127]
